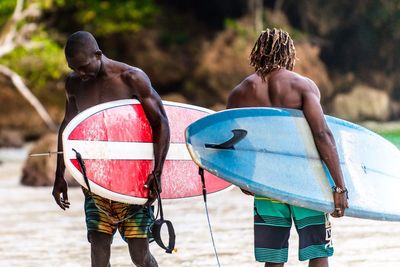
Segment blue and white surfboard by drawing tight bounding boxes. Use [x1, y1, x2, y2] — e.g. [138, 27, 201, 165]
[185, 108, 400, 221]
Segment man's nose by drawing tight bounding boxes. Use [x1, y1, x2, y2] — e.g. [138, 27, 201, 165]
[77, 70, 86, 76]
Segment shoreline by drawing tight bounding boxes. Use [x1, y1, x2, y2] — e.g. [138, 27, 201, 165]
[1, 151, 400, 266]
[361, 120, 400, 132]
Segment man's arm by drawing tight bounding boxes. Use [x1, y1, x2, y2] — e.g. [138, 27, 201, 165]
[227, 78, 258, 109]
[52, 77, 78, 210]
[302, 86, 349, 217]
[123, 69, 170, 197]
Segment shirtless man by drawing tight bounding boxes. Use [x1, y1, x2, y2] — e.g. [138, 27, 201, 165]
[52, 31, 170, 267]
[227, 28, 349, 267]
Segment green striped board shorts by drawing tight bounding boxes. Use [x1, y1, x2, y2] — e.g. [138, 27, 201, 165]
[254, 195, 333, 263]
[83, 188, 154, 241]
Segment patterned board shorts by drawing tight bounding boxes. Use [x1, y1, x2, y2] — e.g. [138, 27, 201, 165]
[254, 195, 333, 263]
[83, 188, 154, 241]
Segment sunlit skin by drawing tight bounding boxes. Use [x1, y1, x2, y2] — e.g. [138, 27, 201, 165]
[53, 32, 169, 267]
[227, 70, 349, 267]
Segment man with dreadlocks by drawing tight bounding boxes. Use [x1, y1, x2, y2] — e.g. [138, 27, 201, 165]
[227, 28, 348, 267]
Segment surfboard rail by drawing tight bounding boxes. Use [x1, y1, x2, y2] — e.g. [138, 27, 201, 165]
[185, 107, 400, 221]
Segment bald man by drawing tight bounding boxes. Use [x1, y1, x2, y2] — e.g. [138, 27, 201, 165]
[53, 31, 170, 267]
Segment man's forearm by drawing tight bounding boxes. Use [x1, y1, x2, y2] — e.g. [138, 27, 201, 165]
[55, 121, 67, 178]
[314, 132, 346, 188]
[152, 118, 170, 176]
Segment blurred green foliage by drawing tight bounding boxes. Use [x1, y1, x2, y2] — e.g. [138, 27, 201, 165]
[2, 0, 400, 109]
[224, 18, 252, 37]
[0, 0, 16, 28]
[0, 0, 68, 95]
[377, 129, 400, 148]
[279, 0, 400, 74]
[0, 0, 161, 108]
[0, 29, 68, 93]
[47, 0, 159, 36]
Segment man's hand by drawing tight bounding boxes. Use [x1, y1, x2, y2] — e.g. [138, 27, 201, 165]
[240, 188, 254, 196]
[144, 172, 162, 202]
[52, 177, 70, 210]
[330, 191, 349, 218]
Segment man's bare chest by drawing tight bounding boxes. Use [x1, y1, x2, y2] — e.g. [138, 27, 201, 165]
[72, 79, 134, 112]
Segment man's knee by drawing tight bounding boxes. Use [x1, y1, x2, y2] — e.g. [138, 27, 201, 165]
[127, 238, 157, 267]
[309, 257, 329, 267]
[88, 231, 113, 267]
[131, 252, 157, 267]
[88, 231, 113, 246]
[265, 262, 284, 267]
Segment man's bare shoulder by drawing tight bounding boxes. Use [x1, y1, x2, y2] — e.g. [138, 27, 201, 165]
[227, 74, 261, 108]
[120, 66, 153, 97]
[231, 74, 259, 94]
[270, 69, 304, 82]
[271, 69, 319, 94]
[121, 66, 148, 82]
[65, 72, 81, 94]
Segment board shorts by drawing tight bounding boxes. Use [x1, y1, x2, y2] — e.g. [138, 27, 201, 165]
[254, 195, 333, 263]
[83, 188, 154, 241]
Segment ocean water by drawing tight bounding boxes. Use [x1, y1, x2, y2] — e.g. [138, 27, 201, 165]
[1, 149, 400, 267]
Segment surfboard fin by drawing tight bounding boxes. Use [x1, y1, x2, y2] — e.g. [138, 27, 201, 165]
[205, 129, 247, 150]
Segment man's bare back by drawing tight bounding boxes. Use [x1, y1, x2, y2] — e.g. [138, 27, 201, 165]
[227, 69, 318, 109]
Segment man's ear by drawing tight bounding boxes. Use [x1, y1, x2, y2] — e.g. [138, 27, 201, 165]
[95, 50, 102, 58]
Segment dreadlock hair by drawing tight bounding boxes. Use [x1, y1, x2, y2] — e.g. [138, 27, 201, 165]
[250, 28, 296, 81]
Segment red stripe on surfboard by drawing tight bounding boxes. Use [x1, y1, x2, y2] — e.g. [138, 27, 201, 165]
[165, 105, 209, 142]
[71, 159, 230, 199]
[69, 104, 153, 142]
[68, 104, 209, 143]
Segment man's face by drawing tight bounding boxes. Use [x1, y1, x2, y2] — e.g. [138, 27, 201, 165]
[67, 51, 101, 81]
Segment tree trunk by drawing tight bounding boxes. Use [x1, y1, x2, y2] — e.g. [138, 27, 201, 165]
[0, 64, 57, 131]
[0, 0, 24, 57]
[249, 0, 264, 33]
[0, 0, 57, 131]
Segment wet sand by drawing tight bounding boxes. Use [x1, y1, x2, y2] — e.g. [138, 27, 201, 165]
[1, 153, 400, 267]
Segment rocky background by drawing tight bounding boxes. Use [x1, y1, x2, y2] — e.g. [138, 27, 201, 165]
[1, 0, 400, 185]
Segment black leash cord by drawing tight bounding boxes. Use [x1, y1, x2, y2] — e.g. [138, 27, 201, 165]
[199, 168, 221, 267]
[72, 149, 176, 252]
[150, 172, 176, 254]
[72, 148, 91, 192]
[72, 148, 144, 224]
[72, 148, 176, 254]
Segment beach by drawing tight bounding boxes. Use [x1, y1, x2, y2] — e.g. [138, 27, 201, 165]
[1, 148, 400, 267]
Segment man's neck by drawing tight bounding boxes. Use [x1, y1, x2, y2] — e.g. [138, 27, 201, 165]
[97, 56, 112, 78]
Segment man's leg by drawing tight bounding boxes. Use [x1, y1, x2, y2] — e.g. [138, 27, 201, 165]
[292, 206, 333, 264]
[117, 203, 156, 267]
[265, 262, 284, 267]
[309, 257, 329, 267]
[88, 231, 113, 267]
[254, 196, 292, 264]
[127, 238, 158, 267]
[83, 190, 118, 267]
[266, 257, 329, 266]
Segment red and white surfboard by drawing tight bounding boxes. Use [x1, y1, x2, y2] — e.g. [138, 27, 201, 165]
[63, 99, 232, 204]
